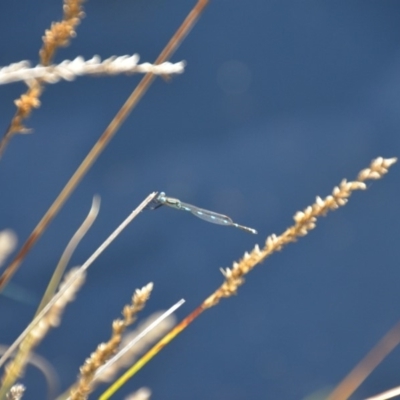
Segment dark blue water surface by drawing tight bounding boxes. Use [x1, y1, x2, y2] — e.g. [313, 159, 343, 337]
[1, 1, 400, 399]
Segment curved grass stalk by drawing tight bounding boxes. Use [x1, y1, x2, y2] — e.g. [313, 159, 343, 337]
[0, 0, 209, 293]
[0, 192, 157, 372]
[36, 196, 100, 315]
[0, 197, 99, 399]
[0, 346, 59, 400]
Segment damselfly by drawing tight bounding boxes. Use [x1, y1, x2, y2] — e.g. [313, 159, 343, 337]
[146, 192, 257, 234]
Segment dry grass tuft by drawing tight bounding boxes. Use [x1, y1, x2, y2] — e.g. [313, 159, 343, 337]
[0, 268, 86, 398]
[68, 283, 153, 400]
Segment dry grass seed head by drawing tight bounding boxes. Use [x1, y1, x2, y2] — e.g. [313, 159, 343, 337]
[69, 283, 153, 400]
[0, 267, 85, 396]
[95, 311, 177, 384]
[0, 0, 85, 156]
[5, 384, 25, 400]
[204, 157, 397, 308]
[40, 0, 85, 66]
[30, 267, 86, 341]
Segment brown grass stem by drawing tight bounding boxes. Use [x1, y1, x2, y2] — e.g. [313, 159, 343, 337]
[327, 320, 400, 400]
[0, 192, 157, 371]
[0, 0, 209, 292]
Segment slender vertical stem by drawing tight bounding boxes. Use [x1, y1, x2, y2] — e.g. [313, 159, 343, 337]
[0, 0, 209, 292]
[0, 192, 157, 373]
[327, 321, 400, 400]
[99, 304, 205, 400]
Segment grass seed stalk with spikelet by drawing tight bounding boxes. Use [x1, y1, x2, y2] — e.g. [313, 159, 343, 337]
[203, 157, 397, 307]
[98, 156, 397, 399]
[68, 283, 153, 400]
[0, 0, 85, 156]
[1, 0, 398, 399]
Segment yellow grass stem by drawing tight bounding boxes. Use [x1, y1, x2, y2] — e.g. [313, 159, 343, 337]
[99, 305, 204, 400]
[100, 156, 397, 399]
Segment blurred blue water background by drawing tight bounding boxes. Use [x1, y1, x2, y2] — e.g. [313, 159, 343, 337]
[1, 1, 400, 399]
